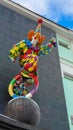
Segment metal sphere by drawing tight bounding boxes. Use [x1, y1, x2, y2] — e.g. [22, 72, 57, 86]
[4, 97, 40, 126]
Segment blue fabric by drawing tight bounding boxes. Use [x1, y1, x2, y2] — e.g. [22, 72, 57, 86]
[24, 38, 32, 48]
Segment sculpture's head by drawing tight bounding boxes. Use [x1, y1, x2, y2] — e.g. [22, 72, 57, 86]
[27, 18, 45, 47]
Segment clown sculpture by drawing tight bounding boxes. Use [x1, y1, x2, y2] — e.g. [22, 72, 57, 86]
[9, 18, 56, 98]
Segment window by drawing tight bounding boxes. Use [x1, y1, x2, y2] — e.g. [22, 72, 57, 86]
[71, 115, 73, 125]
[59, 41, 70, 49]
[64, 72, 73, 80]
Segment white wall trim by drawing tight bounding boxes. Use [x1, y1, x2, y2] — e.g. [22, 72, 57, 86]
[0, 0, 73, 41]
[60, 63, 73, 78]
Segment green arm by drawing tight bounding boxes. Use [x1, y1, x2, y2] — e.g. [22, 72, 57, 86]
[38, 36, 57, 56]
[9, 40, 26, 59]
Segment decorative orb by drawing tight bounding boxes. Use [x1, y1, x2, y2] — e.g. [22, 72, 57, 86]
[4, 97, 40, 126]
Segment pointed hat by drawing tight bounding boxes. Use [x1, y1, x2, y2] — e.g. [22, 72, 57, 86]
[35, 18, 43, 34]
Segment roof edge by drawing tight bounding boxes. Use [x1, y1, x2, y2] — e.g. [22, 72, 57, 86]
[0, 0, 73, 41]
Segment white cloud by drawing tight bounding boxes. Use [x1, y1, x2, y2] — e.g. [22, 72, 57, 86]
[11, 0, 60, 22]
[11, 0, 73, 23]
[52, 0, 73, 16]
[11, 0, 50, 16]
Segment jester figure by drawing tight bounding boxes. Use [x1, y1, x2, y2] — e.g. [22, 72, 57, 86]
[9, 18, 56, 98]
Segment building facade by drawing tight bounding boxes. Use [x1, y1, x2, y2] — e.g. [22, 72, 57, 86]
[0, 0, 73, 130]
[57, 34, 73, 130]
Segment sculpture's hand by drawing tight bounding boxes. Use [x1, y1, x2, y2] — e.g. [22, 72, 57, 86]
[49, 34, 57, 47]
[8, 55, 16, 62]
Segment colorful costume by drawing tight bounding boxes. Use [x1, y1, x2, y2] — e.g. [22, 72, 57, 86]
[9, 19, 56, 98]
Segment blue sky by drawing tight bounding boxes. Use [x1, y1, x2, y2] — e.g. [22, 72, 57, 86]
[11, 0, 73, 30]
